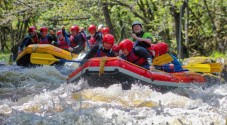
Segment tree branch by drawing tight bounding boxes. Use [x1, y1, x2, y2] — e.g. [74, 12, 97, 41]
[203, 0, 216, 31]
[104, 1, 150, 23]
[15, 0, 32, 8]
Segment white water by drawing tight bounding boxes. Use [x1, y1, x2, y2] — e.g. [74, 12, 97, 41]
[0, 63, 226, 125]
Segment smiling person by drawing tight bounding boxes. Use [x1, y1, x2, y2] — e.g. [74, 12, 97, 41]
[131, 21, 153, 49]
[55, 30, 70, 50]
[80, 34, 116, 65]
[39, 27, 57, 44]
[86, 24, 103, 48]
[150, 42, 183, 72]
[62, 25, 85, 54]
[18, 26, 39, 54]
[102, 27, 110, 37]
[119, 39, 153, 70]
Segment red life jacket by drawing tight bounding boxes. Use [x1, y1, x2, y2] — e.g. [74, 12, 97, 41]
[58, 39, 69, 49]
[126, 51, 147, 66]
[88, 36, 96, 48]
[70, 35, 76, 47]
[39, 36, 49, 44]
[32, 35, 39, 43]
[70, 34, 85, 48]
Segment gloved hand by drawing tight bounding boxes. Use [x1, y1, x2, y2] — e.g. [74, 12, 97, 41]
[149, 65, 155, 71]
[147, 58, 152, 65]
[52, 41, 58, 46]
[162, 64, 174, 72]
[169, 64, 174, 70]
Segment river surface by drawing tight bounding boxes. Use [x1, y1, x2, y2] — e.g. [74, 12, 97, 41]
[0, 62, 226, 125]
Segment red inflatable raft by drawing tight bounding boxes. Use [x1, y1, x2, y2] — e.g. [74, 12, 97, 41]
[67, 57, 216, 90]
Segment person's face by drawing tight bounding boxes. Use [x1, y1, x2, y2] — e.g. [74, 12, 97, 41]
[29, 31, 36, 37]
[57, 33, 64, 40]
[89, 29, 96, 35]
[41, 31, 47, 37]
[132, 25, 142, 33]
[122, 48, 129, 56]
[103, 42, 112, 50]
[71, 30, 77, 36]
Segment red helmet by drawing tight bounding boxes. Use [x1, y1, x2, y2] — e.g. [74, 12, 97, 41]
[57, 30, 62, 36]
[112, 44, 119, 52]
[102, 27, 110, 34]
[28, 26, 36, 32]
[40, 27, 48, 32]
[157, 42, 168, 55]
[103, 34, 114, 45]
[118, 39, 133, 52]
[70, 25, 80, 33]
[88, 25, 96, 32]
[148, 44, 159, 57]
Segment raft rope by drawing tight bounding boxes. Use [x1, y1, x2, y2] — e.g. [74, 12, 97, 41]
[99, 56, 107, 77]
[32, 45, 39, 52]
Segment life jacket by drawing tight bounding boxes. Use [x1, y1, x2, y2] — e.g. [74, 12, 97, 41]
[155, 55, 183, 72]
[32, 35, 39, 43]
[94, 47, 111, 57]
[24, 34, 39, 44]
[88, 36, 96, 48]
[70, 33, 86, 48]
[69, 35, 76, 47]
[39, 36, 50, 44]
[58, 39, 69, 49]
[126, 49, 147, 66]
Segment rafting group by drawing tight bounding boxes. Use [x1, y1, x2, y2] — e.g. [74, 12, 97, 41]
[16, 21, 223, 90]
[17, 21, 182, 73]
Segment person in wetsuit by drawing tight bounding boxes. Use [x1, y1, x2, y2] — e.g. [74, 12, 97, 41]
[119, 39, 153, 69]
[18, 26, 39, 54]
[80, 34, 116, 66]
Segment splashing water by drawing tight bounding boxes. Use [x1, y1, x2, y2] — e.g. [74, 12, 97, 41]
[0, 63, 226, 125]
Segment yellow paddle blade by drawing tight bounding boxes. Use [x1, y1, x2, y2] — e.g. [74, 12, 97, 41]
[30, 53, 59, 65]
[153, 54, 174, 66]
[183, 64, 211, 73]
[209, 63, 222, 73]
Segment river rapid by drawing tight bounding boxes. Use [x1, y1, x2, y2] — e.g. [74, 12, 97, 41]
[0, 62, 226, 125]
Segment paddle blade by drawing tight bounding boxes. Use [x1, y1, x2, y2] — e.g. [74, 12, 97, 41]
[30, 53, 59, 65]
[209, 63, 222, 73]
[182, 64, 211, 73]
[153, 54, 174, 66]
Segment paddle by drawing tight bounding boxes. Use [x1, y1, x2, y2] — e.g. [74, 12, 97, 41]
[209, 63, 222, 73]
[152, 54, 174, 66]
[182, 64, 211, 73]
[30, 53, 81, 65]
[182, 63, 222, 73]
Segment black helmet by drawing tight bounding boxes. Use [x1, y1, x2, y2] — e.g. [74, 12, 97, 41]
[132, 21, 142, 28]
